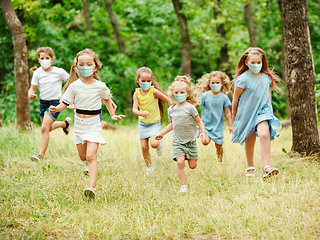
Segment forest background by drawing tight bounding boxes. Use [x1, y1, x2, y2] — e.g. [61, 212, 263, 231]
[0, 0, 320, 125]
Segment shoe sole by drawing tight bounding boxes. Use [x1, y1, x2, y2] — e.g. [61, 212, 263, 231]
[263, 169, 279, 178]
[31, 156, 41, 161]
[84, 189, 95, 199]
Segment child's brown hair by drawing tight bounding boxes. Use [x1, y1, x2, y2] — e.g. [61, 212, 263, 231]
[37, 47, 55, 60]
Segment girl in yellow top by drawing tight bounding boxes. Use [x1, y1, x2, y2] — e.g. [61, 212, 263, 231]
[132, 67, 172, 175]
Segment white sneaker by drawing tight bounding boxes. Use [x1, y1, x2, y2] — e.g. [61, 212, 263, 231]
[83, 168, 89, 175]
[156, 140, 164, 156]
[83, 187, 96, 200]
[145, 167, 154, 176]
[179, 184, 187, 193]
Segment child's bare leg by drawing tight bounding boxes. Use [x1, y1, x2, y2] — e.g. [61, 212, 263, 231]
[39, 114, 55, 156]
[50, 120, 67, 131]
[78, 142, 99, 189]
[140, 138, 151, 167]
[187, 159, 197, 169]
[201, 134, 211, 145]
[256, 121, 271, 169]
[244, 132, 256, 175]
[215, 143, 223, 162]
[149, 136, 160, 149]
[176, 156, 186, 185]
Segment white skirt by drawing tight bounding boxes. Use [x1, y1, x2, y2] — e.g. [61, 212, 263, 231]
[72, 114, 106, 145]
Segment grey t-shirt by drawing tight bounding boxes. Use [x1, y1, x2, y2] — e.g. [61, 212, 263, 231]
[168, 102, 200, 144]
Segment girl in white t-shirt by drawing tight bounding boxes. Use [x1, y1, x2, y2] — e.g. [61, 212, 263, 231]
[49, 48, 125, 200]
[28, 47, 71, 162]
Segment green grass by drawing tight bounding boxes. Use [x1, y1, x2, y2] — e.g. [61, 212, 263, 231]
[0, 124, 319, 239]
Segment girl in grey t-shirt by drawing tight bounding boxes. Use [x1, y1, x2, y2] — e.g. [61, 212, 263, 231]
[156, 76, 207, 193]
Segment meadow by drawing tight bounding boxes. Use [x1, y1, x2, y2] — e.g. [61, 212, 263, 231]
[0, 124, 319, 239]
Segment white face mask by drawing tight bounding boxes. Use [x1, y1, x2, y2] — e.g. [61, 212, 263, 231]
[40, 59, 51, 69]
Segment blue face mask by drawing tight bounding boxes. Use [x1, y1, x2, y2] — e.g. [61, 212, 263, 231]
[174, 94, 187, 103]
[248, 63, 262, 74]
[139, 81, 152, 91]
[77, 66, 94, 77]
[210, 83, 221, 92]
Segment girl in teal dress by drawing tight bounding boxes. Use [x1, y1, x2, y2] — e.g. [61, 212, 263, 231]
[232, 47, 282, 178]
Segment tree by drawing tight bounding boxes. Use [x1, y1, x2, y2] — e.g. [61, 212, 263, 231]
[103, 0, 125, 54]
[82, 0, 93, 31]
[0, 0, 31, 130]
[281, 0, 320, 154]
[244, 0, 257, 47]
[172, 0, 191, 75]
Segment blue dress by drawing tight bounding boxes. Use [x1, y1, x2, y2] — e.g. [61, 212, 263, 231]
[231, 71, 282, 145]
[199, 92, 231, 145]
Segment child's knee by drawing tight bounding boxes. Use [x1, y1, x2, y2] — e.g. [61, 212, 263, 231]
[141, 144, 149, 152]
[86, 153, 96, 162]
[188, 161, 197, 169]
[258, 131, 270, 140]
[177, 161, 185, 169]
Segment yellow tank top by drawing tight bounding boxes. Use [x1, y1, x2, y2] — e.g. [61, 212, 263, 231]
[136, 86, 160, 123]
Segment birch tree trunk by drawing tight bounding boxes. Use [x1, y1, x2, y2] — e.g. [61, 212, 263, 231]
[0, 0, 31, 130]
[281, 0, 320, 154]
[172, 0, 191, 75]
[244, 0, 257, 47]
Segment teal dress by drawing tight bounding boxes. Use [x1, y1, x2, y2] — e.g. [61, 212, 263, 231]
[199, 92, 231, 144]
[231, 71, 282, 145]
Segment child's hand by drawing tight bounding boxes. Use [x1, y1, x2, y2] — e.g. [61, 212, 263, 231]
[28, 93, 37, 100]
[155, 133, 163, 140]
[111, 114, 125, 120]
[49, 106, 56, 114]
[229, 125, 234, 134]
[140, 111, 150, 118]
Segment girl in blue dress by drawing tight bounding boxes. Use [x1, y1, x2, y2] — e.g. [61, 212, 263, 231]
[232, 47, 282, 178]
[196, 71, 233, 164]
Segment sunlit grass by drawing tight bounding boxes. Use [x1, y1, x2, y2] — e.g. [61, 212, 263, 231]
[0, 124, 319, 239]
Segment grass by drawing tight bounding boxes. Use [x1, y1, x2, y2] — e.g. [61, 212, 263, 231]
[0, 124, 319, 239]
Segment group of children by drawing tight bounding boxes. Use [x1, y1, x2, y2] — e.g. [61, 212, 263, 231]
[28, 46, 282, 199]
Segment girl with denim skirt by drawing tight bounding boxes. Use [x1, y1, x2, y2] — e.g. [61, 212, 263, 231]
[49, 48, 125, 199]
[132, 67, 172, 175]
[28, 47, 71, 161]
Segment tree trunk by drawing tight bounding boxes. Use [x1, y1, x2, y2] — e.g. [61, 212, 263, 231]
[277, 0, 291, 118]
[244, 1, 257, 47]
[214, 0, 230, 77]
[82, 0, 92, 31]
[172, 0, 191, 75]
[0, 0, 31, 130]
[281, 0, 320, 154]
[103, 0, 125, 54]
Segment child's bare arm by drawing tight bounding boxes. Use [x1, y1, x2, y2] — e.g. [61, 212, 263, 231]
[49, 103, 68, 113]
[132, 92, 150, 118]
[28, 85, 38, 100]
[103, 98, 125, 120]
[225, 106, 233, 133]
[232, 86, 244, 121]
[194, 114, 206, 138]
[153, 89, 172, 107]
[155, 121, 173, 140]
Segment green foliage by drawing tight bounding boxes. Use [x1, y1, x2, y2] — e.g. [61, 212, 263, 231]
[1, 0, 320, 124]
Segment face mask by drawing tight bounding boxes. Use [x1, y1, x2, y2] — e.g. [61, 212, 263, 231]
[174, 94, 187, 103]
[248, 63, 262, 74]
[210, 83, 221, 92]
[139, 81, 152, 91]
[40, 60, 51, 69]
[77, 66, 94, 77]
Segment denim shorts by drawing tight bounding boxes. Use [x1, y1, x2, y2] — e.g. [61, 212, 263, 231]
[39, 99, 60, 120]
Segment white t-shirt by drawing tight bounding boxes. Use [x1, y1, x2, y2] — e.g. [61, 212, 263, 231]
[31, 66, 69, 100]
[61, 79, 110, 111]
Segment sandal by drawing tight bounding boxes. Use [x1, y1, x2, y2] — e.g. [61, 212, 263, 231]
[84, 187, 96, 200]
[63, 117, 71, 135]
[245, 167, 255, 177]
[263, 165, 279, 179]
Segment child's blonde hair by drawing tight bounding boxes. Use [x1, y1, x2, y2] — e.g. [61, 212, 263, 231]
[168, 75, 198, 104]
[198, 71, 231, 94]
[76, 48, 102, 80]
[62, 58, 78, 94]
[37, 47, 55, 60]
[135, 67, 166, 120]
[233, 47, 281, 92]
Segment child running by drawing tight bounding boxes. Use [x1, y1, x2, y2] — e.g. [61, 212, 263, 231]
[155, 76, 207, 193]
[195, 71, 233, 163]
[49, 48, 125, 199]
[232, 47, 282, 178]
[28, 47, 71, 161]
[132, 67, 172, 175]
